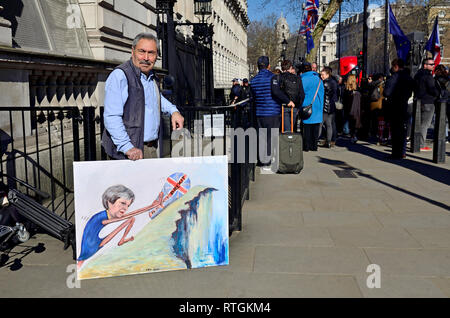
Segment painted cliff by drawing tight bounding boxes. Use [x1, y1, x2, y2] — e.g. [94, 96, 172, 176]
[78, 185, 229, 280]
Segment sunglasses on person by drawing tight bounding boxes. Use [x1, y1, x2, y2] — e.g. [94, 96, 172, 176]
[426, 63, 435, 66]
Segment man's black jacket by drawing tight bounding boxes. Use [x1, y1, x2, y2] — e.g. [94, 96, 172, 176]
[323, 77, 338, 114]
[414, 68, 439, 104]
[384, 68, 414, 118]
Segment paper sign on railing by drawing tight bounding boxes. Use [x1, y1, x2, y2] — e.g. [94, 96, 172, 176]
[203, 114, 224, 137]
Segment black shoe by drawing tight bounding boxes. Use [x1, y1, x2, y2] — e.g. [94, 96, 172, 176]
[386, 154, 403, 160]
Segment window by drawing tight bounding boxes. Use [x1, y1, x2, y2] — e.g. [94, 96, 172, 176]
[323, 35, 327, 42]
[322, 56, 326, 65]
[322, 46, 326, 52]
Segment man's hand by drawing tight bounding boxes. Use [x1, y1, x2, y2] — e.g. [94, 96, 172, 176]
[125, 147, 143, 161]
[287, 101, 295, 108]
[171, 111, 184, 130]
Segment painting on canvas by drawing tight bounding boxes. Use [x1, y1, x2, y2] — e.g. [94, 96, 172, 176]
[73, 156, 228, 280]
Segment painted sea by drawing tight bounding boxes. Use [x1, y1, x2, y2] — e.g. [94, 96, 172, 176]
[78, 185, 229, 280]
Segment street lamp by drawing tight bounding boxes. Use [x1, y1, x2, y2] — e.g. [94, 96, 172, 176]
[194, 0, 212, 23]
[157, 0, 215, 105]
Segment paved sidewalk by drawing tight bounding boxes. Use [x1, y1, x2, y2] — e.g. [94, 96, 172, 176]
[1, 139, 449, 297]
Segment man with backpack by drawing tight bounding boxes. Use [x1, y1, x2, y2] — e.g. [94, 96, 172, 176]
[271, 59, 305, 132]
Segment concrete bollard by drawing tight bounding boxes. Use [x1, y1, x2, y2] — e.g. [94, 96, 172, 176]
[433, 100, 446, 164]
[410, 99, 421, 153]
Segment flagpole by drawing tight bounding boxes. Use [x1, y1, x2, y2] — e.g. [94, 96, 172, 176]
[338, 2, 341, 76]
[363, 0, 369, 78]
[384, 0, 389, 75]
[293, 3, 306, 63]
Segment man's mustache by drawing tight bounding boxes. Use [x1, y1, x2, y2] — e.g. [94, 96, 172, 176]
[139, 60, 152, 65]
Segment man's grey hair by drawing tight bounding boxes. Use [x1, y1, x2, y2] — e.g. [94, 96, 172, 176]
[132, 32, 159, 51]
[102, 184, 135, 209]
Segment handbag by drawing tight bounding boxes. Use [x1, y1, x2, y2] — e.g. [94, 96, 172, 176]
[335, 100, 344, 110]
[300, 80, 321, 120]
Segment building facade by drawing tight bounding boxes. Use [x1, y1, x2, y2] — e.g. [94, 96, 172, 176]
[318, 22, 337, 70]
[0, 0, 250, 107]
[171, 0, 249, 99]
[211, 0, 249, 90]
[0, 0, 249, 200]
[79, 0, 157, 63]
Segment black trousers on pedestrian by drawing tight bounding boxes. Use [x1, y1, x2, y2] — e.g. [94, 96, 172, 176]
[390, 119, 407, 158]
[257, 115, 280, 166]
[303, 123, 320, 151]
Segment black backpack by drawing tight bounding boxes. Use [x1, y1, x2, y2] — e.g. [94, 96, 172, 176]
[370, 85, 381, 102]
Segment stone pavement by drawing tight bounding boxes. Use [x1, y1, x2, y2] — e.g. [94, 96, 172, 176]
[0, 139, 449, 298]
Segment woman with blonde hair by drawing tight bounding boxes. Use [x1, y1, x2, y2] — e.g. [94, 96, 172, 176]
[342, 74, 361, 143]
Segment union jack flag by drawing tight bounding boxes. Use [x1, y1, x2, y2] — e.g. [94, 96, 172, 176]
[299, 0, 319, 35]
[304, 0, 319, 15]
[150, 172, 191, 219]
[425, 16, 441, 71]
[163, 172, 191, 203]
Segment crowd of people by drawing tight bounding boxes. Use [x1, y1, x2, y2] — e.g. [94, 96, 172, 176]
[229, 55, 449, 166]
[101, 31, 448, 164]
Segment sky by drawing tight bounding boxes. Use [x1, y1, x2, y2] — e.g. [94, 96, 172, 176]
[247, 0, 304, 30]
[247, 0, 385, 31]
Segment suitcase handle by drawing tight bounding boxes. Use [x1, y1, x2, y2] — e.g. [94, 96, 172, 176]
[281, 104, 294, 133]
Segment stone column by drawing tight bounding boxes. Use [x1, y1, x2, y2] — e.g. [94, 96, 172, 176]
[80, 73, 91, 107]
[88, 74, 98, 108]
[65, 74, 77, 107]
[47, 73, 59, 107]
[57, 73, 69, 107]
[36, 72, 51, 107]
[72, 73, 85, 109]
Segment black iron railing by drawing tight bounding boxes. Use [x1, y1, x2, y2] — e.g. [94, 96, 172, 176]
[174, 99, 256, 234]
[1, 100, 256, 235]
[0, 106, 104, 221]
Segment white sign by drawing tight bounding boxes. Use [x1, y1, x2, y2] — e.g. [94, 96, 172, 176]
[203, 114, 225, 137]
[73, 156, 229, 280]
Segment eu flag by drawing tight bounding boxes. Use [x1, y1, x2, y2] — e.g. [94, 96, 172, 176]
[389, 5, 411, 61]
[306, 30, 314, 54]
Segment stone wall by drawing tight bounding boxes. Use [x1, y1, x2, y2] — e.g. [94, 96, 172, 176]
[79, 0, 158, 64]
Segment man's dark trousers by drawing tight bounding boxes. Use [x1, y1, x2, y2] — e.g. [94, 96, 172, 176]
[257, 115, 280, 166]
[390, 117, 407, 158]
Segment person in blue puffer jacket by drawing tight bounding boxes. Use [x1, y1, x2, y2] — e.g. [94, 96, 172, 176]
[250, 56, 281, 171]
[300, 62, 324, 151]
